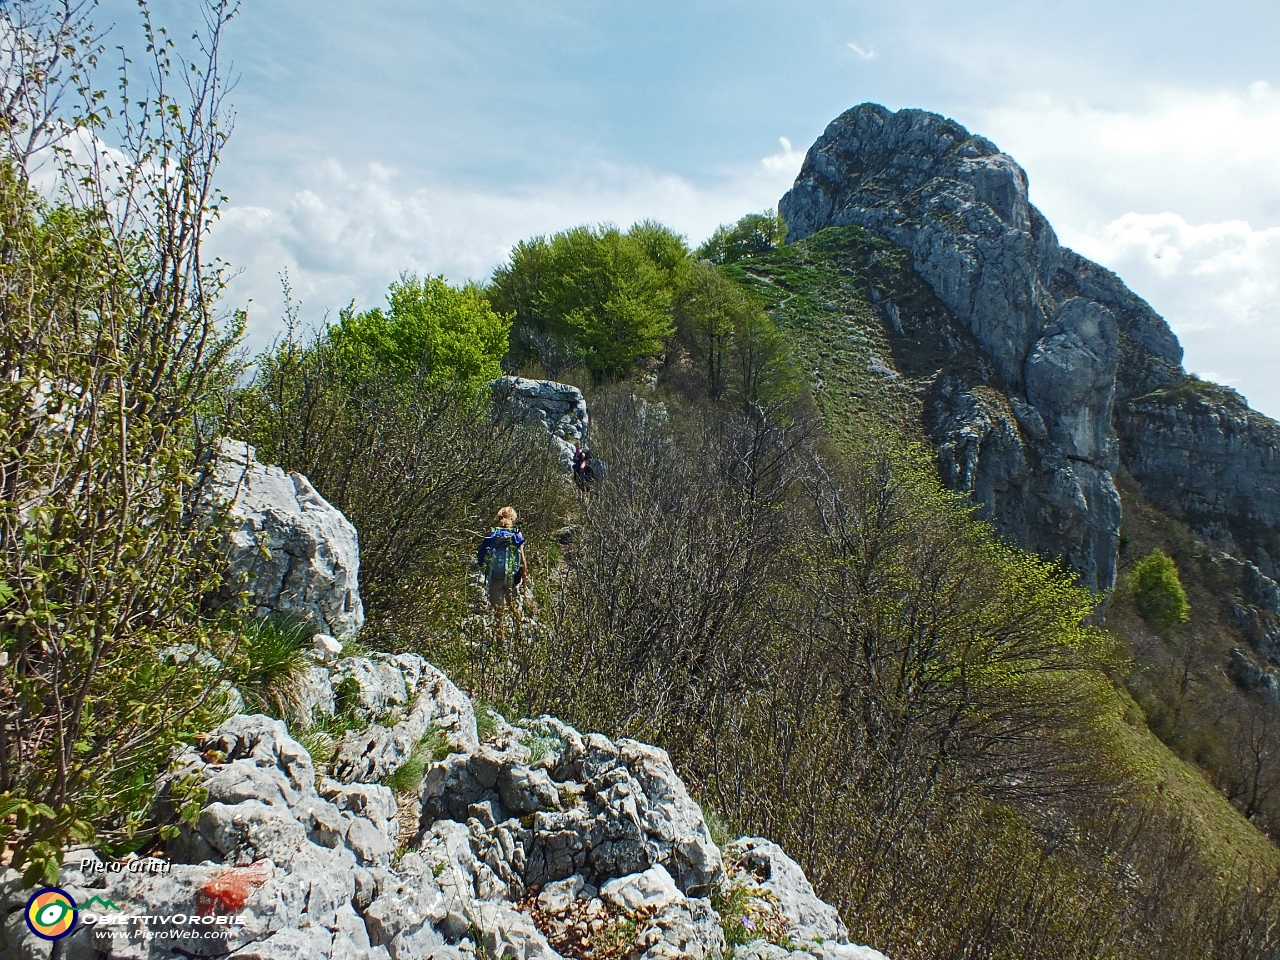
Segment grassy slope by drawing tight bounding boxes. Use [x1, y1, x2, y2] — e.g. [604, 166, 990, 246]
[727, 226, 1280, 876]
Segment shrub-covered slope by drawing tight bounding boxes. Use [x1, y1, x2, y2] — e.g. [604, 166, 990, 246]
[723, 222, 1280, 874]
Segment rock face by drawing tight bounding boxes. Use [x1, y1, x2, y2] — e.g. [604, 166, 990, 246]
[419, 716, 723, 902]
[206, 440, 364, 638]
[1119, 385, 1280, 579]
[492, 377, 589, 468]
[780, 103, 1280, 590]
[0, 655, 892, 960]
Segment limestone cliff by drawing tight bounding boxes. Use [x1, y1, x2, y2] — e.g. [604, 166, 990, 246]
[779, 103, 1280, 590]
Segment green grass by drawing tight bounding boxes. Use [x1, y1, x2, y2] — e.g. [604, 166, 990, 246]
[722, 225, 988, 449]
[382, 725, 455, 794]
[1134, 374, 1250, 412]
[231, 616, 314, 721]
[1099, 682, 1280, 875]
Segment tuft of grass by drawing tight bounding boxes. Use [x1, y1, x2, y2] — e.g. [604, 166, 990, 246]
[589, 913, 639, 955]
[382, 725, 454, 794]
[339, 637, 369, 659]
[518, 729, 564, 765]
[295, 710, 367, 767]
[700, 804, 738, 850]
[476, 701, 508, 742]
[333, 675, 362, 716]
[712, 880, 792, 951]
[231, 616, 313, 721]
[713, 883, 753, 948]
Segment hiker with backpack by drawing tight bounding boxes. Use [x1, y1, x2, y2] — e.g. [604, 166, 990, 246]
[572, 443, 607, 496]
[476, 506, 528, 644]
[572, 442, 591, 494]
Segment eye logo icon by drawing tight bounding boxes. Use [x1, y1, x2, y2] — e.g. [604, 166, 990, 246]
[25, 887, 78, 940]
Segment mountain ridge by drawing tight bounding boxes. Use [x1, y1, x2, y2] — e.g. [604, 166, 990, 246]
[778, 102, 1280, 591]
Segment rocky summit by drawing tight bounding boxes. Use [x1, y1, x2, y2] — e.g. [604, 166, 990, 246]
[779, 103, 1280, 591]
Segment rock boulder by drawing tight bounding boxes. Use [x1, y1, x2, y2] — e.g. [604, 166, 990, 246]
[491, 377, 589, 468]
[204, 440, 364, 638]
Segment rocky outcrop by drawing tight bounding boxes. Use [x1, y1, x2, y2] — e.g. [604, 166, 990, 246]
[0, 655, 891, 960]
[205, 439, 364, 638]
[780, 103, 1280, 590]
[1119, 384, 1280, 578]
[492, 377, 589, 469]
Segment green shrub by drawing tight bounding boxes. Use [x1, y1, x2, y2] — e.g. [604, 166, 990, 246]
[329, 274, 510, 389]
[234, 324, 574, 637]
[490, 222, 686, 380]
[695, 209, 788, 265]
[0, 0, 241, 883]
[1129, 549, 1191, 629]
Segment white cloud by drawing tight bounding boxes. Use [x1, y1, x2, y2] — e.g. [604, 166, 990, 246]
[1063, 212, 1280, 416]
[761, 137, 803, 176]
[979, 82, 1280, 229]
[211, 141, 804, 352]
[976, 83, 1280, 418]
[846, 42, 876, 60]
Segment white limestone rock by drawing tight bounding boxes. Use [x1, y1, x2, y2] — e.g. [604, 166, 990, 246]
[491, 377, 589, 468]
[205, 439, 364, 638]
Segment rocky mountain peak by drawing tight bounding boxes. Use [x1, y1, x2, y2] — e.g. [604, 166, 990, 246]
[779, 103, 1280, 591]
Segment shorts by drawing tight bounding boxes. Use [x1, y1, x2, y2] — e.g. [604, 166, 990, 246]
[488, 575, 513, 608]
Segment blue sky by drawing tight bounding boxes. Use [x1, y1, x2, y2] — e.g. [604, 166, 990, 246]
[102, 1, 1280, 417]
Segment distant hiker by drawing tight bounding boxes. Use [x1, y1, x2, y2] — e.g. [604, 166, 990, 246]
[476, 506, 527, 644]
[572, 442, 591, 494]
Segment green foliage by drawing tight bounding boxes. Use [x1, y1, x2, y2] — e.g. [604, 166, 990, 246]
[491, 222, 684, 380]
[229, 618, 314, 722]
[233, 313, 573, 636]
[695, 209, 787, 265]
[382, 725, 453, 794]
[700, 805, 737, 850]
[0, 0, 241, 881]
[330, 274, 510, 389]
[625, 218, 691, 278]
[476, 703, 503, 742]
[674, 260, 798, 405]
[1129, 549, 1191, 629]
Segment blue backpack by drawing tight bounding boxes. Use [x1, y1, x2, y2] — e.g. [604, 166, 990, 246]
[483, 528, 520, 586]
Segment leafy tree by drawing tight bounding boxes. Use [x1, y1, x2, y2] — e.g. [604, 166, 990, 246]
[330, 274, 509, 388]
[1129, 548, 1191, 629]
[489, 235, 550, 340]
[625, 218, 691, 280]
[493, 224, 675, 381]
[0, 0, 241, 882]
[696, 209, 788, 265]
[676, 260, 799, 405]
[674, 261, 738, 399]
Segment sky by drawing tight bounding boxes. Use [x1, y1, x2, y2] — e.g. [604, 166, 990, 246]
[100, 0, 1280, 418]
